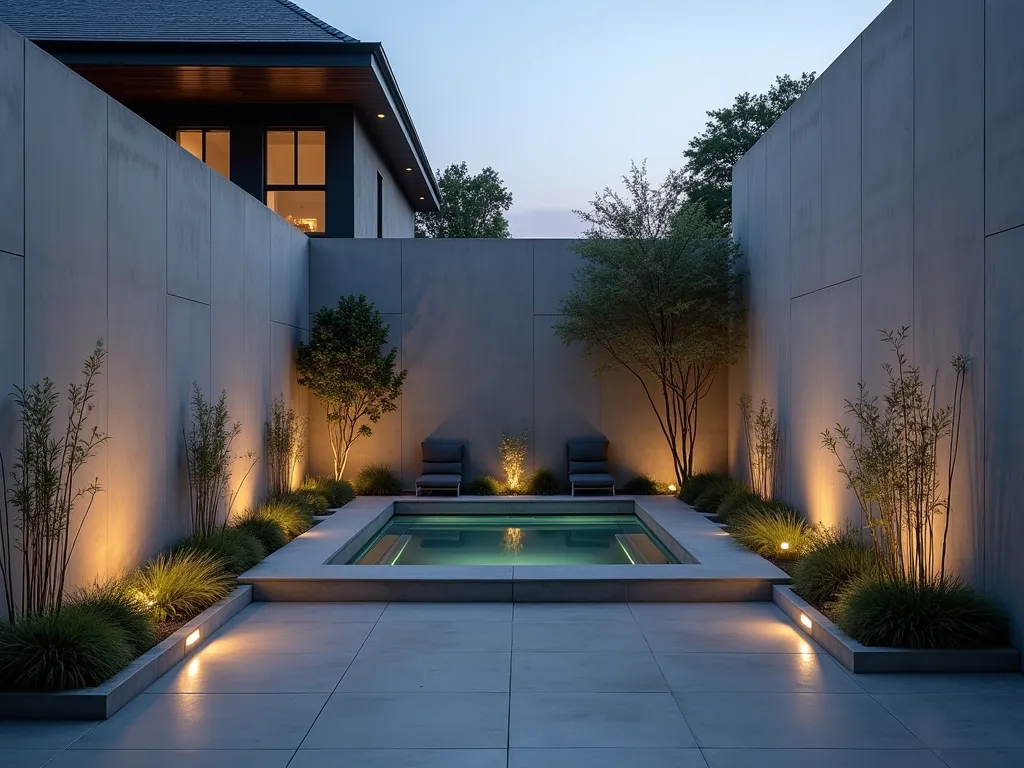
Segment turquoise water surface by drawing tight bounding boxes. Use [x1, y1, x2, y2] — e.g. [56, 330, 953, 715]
[347, 514, 679, 565]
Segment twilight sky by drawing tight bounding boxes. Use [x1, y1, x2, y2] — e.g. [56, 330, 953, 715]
[303, 0, 890, 237]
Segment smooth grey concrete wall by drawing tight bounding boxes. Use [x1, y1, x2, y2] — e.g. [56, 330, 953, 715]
[0, 25, 309, 609]
[731, 0, 1024, 658]
[353, 115, 415, 238]
[309, 238, 729, 488]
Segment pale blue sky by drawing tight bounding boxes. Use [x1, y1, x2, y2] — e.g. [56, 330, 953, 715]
[303, 0, 890, 237]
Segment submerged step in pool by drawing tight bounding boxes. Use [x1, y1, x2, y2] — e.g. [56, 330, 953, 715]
[346, 514, 680, 566]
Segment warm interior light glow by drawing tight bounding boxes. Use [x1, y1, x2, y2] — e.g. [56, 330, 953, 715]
[780, 541, 791, 551]
[667, 484, 677, 493]
[185, 629, 201, 649]
[800, 613, 813, 630]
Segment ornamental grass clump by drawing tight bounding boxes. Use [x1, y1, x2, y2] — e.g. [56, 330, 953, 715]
[692, 475, 743, 513]
[731, 500, 812, 561]
[526, 468, 561, 495]
[0, 607, 134, 692]
[129, 550, 233, 623]
[791, 526, 877, 612]
[275, 488, 329, 516]
[622, 474, 660, 495]
[836, 576, 1009, 649]
[67, 578, 157, 656]
[300, 475, 356, 508]
[175, 528, 265, 576]
[715, 487, 763, 524]
[232, 512, 288, 554]
[679, 471, 730, 505]
[248, 498, 313, 540]
[354, 463, 403, 496]
[465, 476, 502, 495]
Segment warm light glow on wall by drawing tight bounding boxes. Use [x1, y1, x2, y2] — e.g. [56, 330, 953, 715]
[185, 629, 201, 649]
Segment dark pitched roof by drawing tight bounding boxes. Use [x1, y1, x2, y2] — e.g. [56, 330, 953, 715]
[0, 0, 360, 44]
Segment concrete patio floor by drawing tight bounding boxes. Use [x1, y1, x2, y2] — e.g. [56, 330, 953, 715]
[2, 602, 1023, 767]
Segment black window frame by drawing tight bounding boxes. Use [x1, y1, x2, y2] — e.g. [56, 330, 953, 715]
[265, 128, 327, 236]
[174, 128, 231, 177]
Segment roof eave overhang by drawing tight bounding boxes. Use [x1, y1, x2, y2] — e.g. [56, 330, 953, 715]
[40, 40, 440, 210]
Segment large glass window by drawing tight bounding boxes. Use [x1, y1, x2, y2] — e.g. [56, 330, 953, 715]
[266, 130, 326, 234]
[175, 129, 230, 178]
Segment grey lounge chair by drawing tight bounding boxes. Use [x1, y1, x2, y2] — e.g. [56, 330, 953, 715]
[566, 438, 615, 496]
[415, 440, 465, 496]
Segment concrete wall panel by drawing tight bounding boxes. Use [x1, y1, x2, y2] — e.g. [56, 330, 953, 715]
[271, 217, 310, 329]
[913, 0, 985, 583]
[820, 39, 862, 287]
[210, 171, 247, 406]
[763, 114, 793, 499]
[744, 139, 768, 405]
[166, 148, 212, 304]
[242, 196, 273, 504]
[0, 25, 23, 256]
[24, 42, 110, 587]
[789, 80, 822, 298]
[789, 278, 861, 530]
[534, 240, 582, 315]
[308, 238, 402, 314]
[106, 101, 168, 570]
[401, 239, 535, 481]
[861, 0, 915, 393]
[728, 152, 750, 476]
[985, 0, 1024, 235]
[533, 315, 601, 481]
[984, 224, 1024, 656]
[0, 251, 24, 495]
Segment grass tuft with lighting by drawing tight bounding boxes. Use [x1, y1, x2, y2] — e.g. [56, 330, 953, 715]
[622, 474, 661, 495]
[465, 475, 502, 495]
[67, 578, 157, 656]
[128, 551, 233, 623]
[679, 471, 730, 505]
[525, 467, 562, 495]
[354, 463, 403, 496]
[175, 528, 266, 576]
[299, 475, 356, 508]
[730, 499, 812, 561]
[791, 525, 877, 615]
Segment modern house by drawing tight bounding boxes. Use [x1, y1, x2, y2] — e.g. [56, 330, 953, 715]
[0, 0, 439, 238]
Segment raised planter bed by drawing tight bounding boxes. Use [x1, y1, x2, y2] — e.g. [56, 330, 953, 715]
[774, 585, 1020, 674]
[0, 585, 252, 720]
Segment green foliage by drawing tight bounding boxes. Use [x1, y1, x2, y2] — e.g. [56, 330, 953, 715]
[276, 489, 329, 516]
[465, 476, 502, 496]
[0, 607, 134, 691]
[1, 340, 107, 619]
[129, 551, 233, 622]
[67, 579, 156, 656]
[300, 475, 356, 508]
[265, 394, 306, 497]
[822, 327, 970, 587]
[731, 500, 811, 560]
[692, 476, 743, 513]
[715, 488, 763, 524]
[415, 162, 513, 238]
[232, 514, 288, 555]
[297, 295, 407, 480]
[679, 471, 730, 504]
[836, 577, 1009, 649]
[555, 164, 746, 487]
[739, 394, 779, 498]
[622, 474, 660, 495]
[175, 528, 265, 576]
[248, 499, 313, 540]
[525, 468, 562, 495]
[184, 385, 254, 538]
[354, 463, 403, 496]
[683, 73, 815, 229]
[792, 528, 877, 610]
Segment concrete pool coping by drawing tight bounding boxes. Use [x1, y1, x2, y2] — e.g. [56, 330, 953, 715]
[239, 496, 791, 602]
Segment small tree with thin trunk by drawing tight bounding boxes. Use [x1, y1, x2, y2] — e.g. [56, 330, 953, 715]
[555, 162, 746, 489]
[297, 295, 406, 480]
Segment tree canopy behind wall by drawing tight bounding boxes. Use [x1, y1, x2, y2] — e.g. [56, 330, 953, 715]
[415, 162, 513, 238]
[683, 72, 815, 231]
[555, 162, 746, 488]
